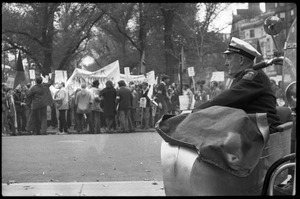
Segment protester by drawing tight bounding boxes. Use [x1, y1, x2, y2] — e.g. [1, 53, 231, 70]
[6, 88, 17, 136]
[156, 75, 171, 119]
[53, 81, 69, 134]
[210, 81, 222, 99]
[27, 74, 54, 135]
[169, 83, 180, 115]
[75, 83, 93, 134]
[182, 84, 194, 110]
[2, 83, 10, 135]
[89, 80, 102, 134]
[134, 84, 143, 128]
[194, 80, 208, 107]
[100, 80, 117, 133]
[49, 83, 59, 129]
[116, 80, 134, 133]
[140, 82, 151, 129]
[70, 88, 81, 131]
[23, 83, 33, 133]
[13, 85, 27, 134]
[129, 82, 139, 129]
[150, 98, 158, 128]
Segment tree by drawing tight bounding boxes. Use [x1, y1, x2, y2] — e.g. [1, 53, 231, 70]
[54, 3, 106, 75]
[2, 3, 106, 76]
[2, 3, 232, 82]
[2, 3, 60, 75]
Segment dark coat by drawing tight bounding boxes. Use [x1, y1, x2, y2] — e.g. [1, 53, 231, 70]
[193, 69, 280, 133]
[27, 82, 53, 110]
[141, 88, 151, 108]
[13, 91, 26, 112]
[116, 86, 132, 110]
[100, 86, 117, 117]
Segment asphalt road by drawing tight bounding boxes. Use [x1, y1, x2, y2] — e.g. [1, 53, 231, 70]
[2, 132, 164, 184]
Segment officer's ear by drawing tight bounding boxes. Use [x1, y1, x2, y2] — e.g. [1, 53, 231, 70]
[239, 55, 245, 65]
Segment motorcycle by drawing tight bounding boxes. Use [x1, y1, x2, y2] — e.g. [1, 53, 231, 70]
[155, 16, 296, 196]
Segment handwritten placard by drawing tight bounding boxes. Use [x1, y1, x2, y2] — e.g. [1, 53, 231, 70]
[188, 67, 195, 77]
[139, 97, 147, 108]
[29, 69, 36, 79]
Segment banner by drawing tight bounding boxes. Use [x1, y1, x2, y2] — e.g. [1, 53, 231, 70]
[65, 60, 120, 95]
[120, 70, 155, 86]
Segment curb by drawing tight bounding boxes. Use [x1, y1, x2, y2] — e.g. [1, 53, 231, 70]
[2, 181, 165, 196]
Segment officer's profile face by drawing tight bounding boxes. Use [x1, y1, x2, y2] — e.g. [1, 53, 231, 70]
[225, 53, 243, 77]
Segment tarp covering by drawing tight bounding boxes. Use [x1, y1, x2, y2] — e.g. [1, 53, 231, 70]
[156, 106, 269, 177]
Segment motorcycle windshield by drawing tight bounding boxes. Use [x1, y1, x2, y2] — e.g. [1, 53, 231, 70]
[282, 18, 297, 90]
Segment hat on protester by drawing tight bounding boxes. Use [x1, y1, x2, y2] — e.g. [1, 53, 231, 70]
[224, 37, 261, 60]
[92, 80, 100, 87]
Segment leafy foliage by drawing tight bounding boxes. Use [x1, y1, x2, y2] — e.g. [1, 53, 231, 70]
[2, 2, 230, 82]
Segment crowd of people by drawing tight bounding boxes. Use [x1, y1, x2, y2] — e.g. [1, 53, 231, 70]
[2, 71, 286, 136]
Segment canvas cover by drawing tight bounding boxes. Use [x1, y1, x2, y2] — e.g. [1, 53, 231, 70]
[156, 106, 270, 177]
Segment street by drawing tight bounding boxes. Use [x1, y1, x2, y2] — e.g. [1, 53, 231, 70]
[2, 132, 163, 183]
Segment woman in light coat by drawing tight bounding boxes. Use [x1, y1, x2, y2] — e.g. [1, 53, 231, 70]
[54, 82, 69, 134]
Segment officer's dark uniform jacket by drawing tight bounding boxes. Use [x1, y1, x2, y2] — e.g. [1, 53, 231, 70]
[193, 68, 281, 134]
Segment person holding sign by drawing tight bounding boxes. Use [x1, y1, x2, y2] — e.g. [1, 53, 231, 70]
[193, 37, 281, 134]
[27, 74, 55, 135]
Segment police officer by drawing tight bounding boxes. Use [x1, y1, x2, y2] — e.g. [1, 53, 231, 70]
[193, 37, 281, 134]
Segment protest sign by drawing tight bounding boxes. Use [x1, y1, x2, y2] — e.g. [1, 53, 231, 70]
[139, 97, 147, 108]
[188, 67, 195, 77]
[55, 70, 68, 83]
[120, 70, 155, 85]
[124, 67, 130, 76]
[29, 69, 35, 79]
[210, 71, 225, 82]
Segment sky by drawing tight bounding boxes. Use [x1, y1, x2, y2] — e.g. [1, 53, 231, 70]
[214, 3, 266, 33]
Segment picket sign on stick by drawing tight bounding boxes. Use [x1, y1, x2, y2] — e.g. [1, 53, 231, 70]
[29, 69, 36, 79]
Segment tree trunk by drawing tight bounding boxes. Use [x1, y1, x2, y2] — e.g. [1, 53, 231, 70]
[138, 3, 147, 74]
[161, 7, 177, 82]
[139, 3, 147, 53]
[41, 3, 58, 76]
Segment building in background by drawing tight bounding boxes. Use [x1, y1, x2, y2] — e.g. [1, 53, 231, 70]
[230, 2, 297, 82]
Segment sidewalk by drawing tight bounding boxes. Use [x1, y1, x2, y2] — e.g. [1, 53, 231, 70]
[2, 181, 165, 196]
